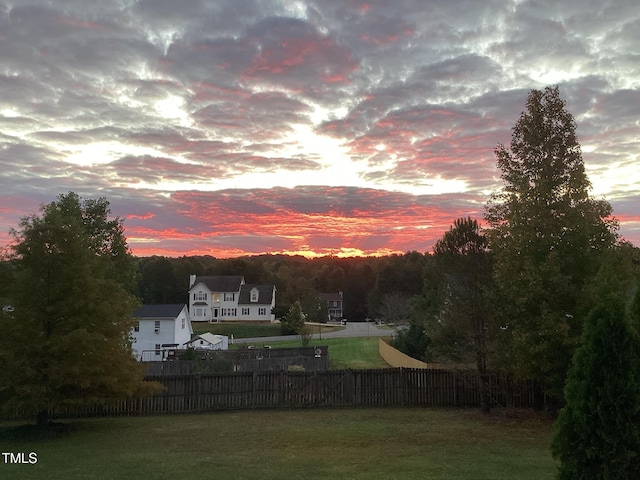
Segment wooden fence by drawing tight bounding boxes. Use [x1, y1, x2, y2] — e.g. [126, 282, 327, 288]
[30, 368, 537, 420]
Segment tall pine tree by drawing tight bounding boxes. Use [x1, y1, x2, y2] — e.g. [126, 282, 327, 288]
[485, 86, 618, 403]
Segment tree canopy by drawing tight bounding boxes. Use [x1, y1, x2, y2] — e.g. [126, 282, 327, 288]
[484, 86, 619, 404]
[413, 217, 494, 411]
[0, 192, 158, 425]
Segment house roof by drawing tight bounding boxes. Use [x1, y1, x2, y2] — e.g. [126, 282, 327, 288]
[185, 332, 225, 346]
[321, 292, 343, 302]
[191, 275, 244, 292]
[238, 284, 275, 305]
[133, 304, 187, 319]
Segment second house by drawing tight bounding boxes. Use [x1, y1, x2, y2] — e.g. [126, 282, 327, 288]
[188, 275, 276, 322]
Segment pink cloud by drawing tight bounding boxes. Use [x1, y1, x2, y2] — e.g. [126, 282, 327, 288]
[120, 187, 484, 258]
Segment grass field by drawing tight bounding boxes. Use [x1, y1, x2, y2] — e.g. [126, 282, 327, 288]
[191, 322, 344, 338]
[191, 322, 283, 337]
[236, 336, 390, 369]
[0, 408, 556, 479]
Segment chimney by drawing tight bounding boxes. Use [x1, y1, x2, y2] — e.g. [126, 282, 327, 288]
[189, 274, 197, 289]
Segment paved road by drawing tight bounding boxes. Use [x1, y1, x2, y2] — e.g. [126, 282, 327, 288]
[233, 321, 395, 345]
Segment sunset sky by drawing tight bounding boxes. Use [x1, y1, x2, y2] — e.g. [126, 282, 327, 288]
[1, 0, 638, 258]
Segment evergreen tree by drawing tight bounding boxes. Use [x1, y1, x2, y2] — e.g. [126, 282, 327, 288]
[485, 86, 618, 402]
[281, 300, 305, 336]
[415, 217, 494, 411]
[552, 292, 640, 479]
[0, 192, 158, 425]
[391, 320, 430, 362]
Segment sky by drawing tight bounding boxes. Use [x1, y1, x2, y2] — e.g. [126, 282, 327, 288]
[1, 0, 639, 258]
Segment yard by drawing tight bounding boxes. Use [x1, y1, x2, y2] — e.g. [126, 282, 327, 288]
[1, 408, 556, 479]
[191, 321, 344, 338]
[237, 336, 389, 369]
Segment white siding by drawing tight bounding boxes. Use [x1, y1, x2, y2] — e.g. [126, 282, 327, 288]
[131, 306, 193, 362]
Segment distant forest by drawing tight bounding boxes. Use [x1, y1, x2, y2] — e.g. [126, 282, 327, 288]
[135, 253, 427, 321]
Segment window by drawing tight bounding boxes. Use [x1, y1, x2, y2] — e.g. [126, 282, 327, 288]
[258, 308, 267, 316]
[212, 293, 221, 303]
[224, 292, 235, 301]
[154, 320, 160, 333]
[194, 292, 207, 301]
[250, 289, 259, 302]
[134, 322, 139, 332]
[242, 307, 250, 315]
[181, 318, 185, 329]
[222, 308, 237, 317]
[155, 344, 161, 356]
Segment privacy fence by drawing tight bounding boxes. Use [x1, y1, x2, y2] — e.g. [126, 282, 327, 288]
[15, 368, 538, 420]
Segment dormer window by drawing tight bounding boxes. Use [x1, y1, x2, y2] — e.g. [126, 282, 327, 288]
[250, 288, 259, 302]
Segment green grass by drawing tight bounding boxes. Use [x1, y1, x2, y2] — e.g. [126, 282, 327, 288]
[191, 322, 283, 338]
[235, 336, 390, 369]
[0, 408, 556, 479]
[191, 322, 344, 339]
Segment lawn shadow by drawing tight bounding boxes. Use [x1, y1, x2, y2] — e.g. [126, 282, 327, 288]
[0, 420, 86, 443]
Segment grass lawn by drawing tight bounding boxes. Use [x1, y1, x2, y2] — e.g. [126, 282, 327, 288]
[0, 408, 556, 479]
[234, 336, 390, 369]
[191, 322, 283, 338]
[190, 322, 343, 338]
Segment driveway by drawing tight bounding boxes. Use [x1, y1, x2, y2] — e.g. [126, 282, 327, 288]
[233, 321, 394, 345]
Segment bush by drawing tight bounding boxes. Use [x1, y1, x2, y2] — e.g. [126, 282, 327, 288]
[552, 294, 640, 479]
[391, 321, 430, 362]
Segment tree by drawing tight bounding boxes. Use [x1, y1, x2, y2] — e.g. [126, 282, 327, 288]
[391, 321, 430, 362]
[415, 217, 494, 412]
[485, 86, 618, 404]
[138, 256, 181, 304]
[551, 292, 640, 479]
[376, 292, 411, 325]
[0, 192, 159, 426]
[300, 292, 329, 324]
[281, 300, 305, 336]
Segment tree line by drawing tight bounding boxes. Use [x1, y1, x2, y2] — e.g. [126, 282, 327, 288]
[134, 250, 426, 323]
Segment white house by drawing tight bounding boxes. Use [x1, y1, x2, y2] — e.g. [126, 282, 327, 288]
[188, 275, 276, 322]
[184, 332, 229, 351]
[132, 304, 193, 362]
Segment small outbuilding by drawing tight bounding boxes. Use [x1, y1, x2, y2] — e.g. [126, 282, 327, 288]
[184, 332, 229, 351]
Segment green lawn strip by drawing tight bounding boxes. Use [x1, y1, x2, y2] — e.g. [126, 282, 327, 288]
[190, 322, 344, 338]
[235, 336, 390, 369]
[0, 408, 556, 480]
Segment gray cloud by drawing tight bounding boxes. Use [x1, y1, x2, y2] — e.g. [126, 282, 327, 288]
[1, 0, 638, 254]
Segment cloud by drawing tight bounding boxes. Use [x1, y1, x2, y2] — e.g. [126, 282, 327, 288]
[1, 0, 639, 256]
[113, 186, 482, 257]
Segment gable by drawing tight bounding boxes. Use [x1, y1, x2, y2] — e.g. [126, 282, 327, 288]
[238, 284, 275, 305]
